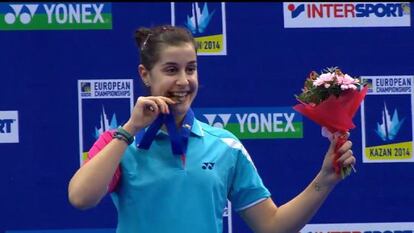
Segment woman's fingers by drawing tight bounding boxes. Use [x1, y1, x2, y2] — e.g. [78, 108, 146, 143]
[342, 156, 356, 167]
[141, 98, 159, 113]
[140, 96, 176, 114]
[338, 140, 352, 154]
[148, 97, 167, 114]
[157, 96, 176, 105]
[151, 96, 175, 114]
[336, 147, 356, 165]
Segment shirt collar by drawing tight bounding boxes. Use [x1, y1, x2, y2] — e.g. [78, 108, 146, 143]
[191, 119, 204, 137]
[156, 118, 204, 138]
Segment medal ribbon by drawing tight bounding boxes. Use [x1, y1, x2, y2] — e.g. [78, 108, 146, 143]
[135, 108, 194, 166]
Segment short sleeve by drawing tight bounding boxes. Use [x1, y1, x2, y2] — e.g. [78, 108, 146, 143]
[84, 130, 121, 192]
[228, 146, 271, 212]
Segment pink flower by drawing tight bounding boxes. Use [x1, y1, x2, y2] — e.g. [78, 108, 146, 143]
[296, 67, 364, 108]
[340, 84, 357, 90]
[338, 74, 358, 85]
[320, 73, 335, 82]
[336, 74, 344, 84]
[313, 72, 335, 87]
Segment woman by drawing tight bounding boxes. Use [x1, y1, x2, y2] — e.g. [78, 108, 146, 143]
[68, 25, 355, 233]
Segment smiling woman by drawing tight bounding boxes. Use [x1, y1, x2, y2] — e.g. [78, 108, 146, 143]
[68, 24, 356, 233]
[133, 25, 199, 125]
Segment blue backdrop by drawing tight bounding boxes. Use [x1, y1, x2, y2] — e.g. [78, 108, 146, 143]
[1, 2, 413, 233]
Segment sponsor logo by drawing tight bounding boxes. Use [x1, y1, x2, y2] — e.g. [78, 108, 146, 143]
[0, 111, 19, 143]
[203, 113, 231, 128]
[364, 76, 412, 95]
[80, 81, 92, 97]
[365, 102, 410, 161]
[284, 2, 411, 28]
[93, 80, 131, 97]
[94, 106, 118, 139]
[79, 80, 132, 99]
[4, 4, 38, 24]
[172, 2, 227, 55]
[288, 3, 305, 18]
[361, 76, 413, 163]
[202, 162, 215, 170]
[375, 102, 404, 141]
[1, 3, 112, 30]
[366, 142, 411, 159]
[78, 79, 134, 165]
[185, 2, 215, 34]
[0, 119, 15, 133]
[195, 107, 303, 139]
[365, 78, 374, 93]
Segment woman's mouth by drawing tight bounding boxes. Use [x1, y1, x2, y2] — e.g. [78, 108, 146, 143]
[169, 91, 189, 103]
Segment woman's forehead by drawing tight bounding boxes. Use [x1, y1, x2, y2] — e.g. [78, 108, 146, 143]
[157, 44, 197, 65]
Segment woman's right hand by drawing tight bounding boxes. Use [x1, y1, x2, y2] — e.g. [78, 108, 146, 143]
[122, 96, 176, 135]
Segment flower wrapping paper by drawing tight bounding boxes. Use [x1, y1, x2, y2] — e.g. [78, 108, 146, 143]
[293, 67, 368, 177]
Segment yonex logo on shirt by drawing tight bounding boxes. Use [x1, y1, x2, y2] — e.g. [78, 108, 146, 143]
[202, 162, 215, 170]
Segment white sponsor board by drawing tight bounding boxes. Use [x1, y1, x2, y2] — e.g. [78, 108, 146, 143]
[0, 110, 19, 143]
[301, 222, 414, 232]
[77, 79, 134, 165]
[284, 2, 411, 28]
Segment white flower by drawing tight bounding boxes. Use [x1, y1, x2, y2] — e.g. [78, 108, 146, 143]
[341, 74, 358, 85]
[340, 84, 357, 90]
[320, 73, 334, 82]
[313, 79, 324, 87]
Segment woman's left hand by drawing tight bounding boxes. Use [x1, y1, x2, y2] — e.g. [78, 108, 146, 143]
[319, 132, 356, 187]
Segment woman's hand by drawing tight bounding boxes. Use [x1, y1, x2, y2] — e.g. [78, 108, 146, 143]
[122, 96, 176, 135]
[319, 132, 356, 187]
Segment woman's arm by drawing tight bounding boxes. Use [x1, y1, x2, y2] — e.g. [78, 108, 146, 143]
[67, 96, 174, 210]
[67, 124, 135, 210]
[240, 134, 355, 233]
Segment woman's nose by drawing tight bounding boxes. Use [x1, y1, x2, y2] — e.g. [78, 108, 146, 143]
[176, 72, 189, 85]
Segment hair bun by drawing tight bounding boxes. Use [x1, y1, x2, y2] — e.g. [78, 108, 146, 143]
[134, 27, 152, 49]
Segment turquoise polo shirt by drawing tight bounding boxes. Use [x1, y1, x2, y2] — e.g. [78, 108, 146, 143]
[111, 119, 271, 233]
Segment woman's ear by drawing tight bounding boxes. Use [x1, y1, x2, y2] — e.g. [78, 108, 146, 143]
[138, 64, 150, 87]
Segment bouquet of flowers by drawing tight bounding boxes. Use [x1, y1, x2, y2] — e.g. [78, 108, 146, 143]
[293, 67, 368, 178]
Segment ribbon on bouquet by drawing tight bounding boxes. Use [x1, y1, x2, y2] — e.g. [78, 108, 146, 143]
[135, 108, 194, 167]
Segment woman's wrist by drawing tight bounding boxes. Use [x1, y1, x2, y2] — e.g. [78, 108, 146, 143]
[314, 171, 338, 192]
[122, 121, 142, 136]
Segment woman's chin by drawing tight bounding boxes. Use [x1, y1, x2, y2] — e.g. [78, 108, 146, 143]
[171, 103, 191, 117]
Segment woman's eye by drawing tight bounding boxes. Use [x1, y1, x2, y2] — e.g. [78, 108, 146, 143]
[165, 67, 177, 74]
[186, 66, 197, 73]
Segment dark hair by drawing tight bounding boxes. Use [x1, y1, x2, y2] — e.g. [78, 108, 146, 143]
[134, 25, 197, 70]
